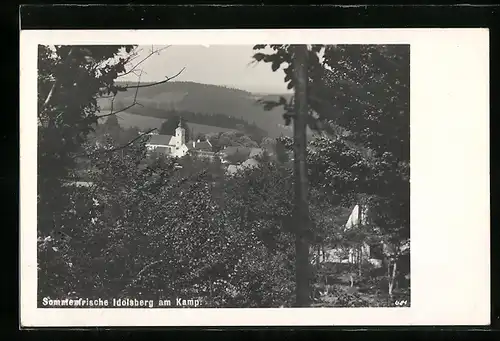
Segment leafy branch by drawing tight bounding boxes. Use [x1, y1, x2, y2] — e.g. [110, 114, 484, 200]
[40, 47, 75, 112]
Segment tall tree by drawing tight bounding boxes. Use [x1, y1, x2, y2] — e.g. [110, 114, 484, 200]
[37, 45, 135, 235]
[102, 114, 123, 142]
[194, 133, 207, 141]
[159, 115, 191, 141]
[253, 44, 410, 303]
[253, 44, 313, 306]
[104, 114, 120, 129]
[291, 45, 311, 307]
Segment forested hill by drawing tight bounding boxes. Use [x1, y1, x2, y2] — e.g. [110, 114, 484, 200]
[98, 81, 295, 138]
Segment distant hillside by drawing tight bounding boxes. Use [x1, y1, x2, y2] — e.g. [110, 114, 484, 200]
[98, 81, 295, 138]
[97, 111, 236, 135]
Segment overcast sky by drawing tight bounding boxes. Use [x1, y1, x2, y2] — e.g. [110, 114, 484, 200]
[120, 45, 292, 94]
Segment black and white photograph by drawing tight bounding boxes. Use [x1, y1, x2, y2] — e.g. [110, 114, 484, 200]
[20, 29, 489, 327]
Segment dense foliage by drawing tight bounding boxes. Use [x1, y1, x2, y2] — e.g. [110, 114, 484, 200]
[39, 139, 299, 307]
[38, 45, 135, 236]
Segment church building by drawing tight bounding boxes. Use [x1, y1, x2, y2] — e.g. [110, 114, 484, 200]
[145, 119, 215, 159]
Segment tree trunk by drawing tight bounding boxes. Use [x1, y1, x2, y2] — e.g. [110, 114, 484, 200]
[292, 44, 311, 307]
[358, 245, 362, 277]
[316, 245, 321, 268]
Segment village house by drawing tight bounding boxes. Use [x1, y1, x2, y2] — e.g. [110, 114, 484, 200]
[316, 203, 409, 270]
[225, 157, 260, 176]
[219, 146, 274, 164]
[219, 145, 277, 176]
[314, 204, 383, 267]
[186, 140, 215, 159]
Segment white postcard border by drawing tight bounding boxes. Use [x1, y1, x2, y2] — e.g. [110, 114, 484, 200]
[20, 28, 490, 327]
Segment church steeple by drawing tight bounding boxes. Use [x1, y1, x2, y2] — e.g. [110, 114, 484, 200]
[175, 117, 185, 147]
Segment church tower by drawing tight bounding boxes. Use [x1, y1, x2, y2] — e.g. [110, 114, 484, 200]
[175, 118, 185, 148]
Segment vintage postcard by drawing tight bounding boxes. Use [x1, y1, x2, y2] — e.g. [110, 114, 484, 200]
[20, 29, 490, 327]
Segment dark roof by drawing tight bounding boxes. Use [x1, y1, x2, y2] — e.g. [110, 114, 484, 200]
[153, 146, 171, 153]
[147, 134, 174, 146]
[186, 140, 213, 151]
[221, 146, 251, 157]
[195, 141, 212, 151]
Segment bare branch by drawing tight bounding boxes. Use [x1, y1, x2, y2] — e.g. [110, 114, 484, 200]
[117, 45, 171, 79]
[98, 69, 143, 119]
[98, 64, 182, 122]
[120, 67, 186, 90]
[132, 70, 143, 103]
[99, 52, 183, 123]
[130, 69, 143, 78]
[119, 256, 175, 296]
[74, 127, 157, 159]
[107, 127, 156, 152]
[126, 48, 145, 64]
[134, 259, 164, 282]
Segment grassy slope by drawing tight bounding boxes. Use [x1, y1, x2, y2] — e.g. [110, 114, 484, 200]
[98, 111, 236, 135]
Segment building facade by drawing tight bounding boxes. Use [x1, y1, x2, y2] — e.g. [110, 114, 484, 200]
[146, 121, 217, 159]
